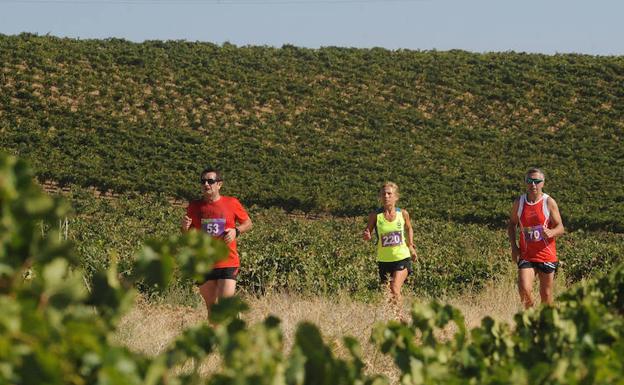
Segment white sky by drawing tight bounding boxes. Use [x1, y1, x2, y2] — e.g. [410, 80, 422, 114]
[1, 0, 623, 55]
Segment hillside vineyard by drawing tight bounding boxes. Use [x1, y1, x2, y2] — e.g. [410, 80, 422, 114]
[1, 34, 623, 232]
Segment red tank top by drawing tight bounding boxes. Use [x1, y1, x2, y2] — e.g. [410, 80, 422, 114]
[517, 193, 557, 262]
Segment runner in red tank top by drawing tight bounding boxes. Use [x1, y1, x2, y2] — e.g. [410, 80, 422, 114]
[181, 168, 252, 319]
[507, 168, 564, 309]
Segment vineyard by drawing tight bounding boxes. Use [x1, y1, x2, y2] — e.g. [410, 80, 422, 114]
[2, 153, 624, 384]
[1, 33, 623, 383]
[1, 34, 623, 231]
[62, 186, 623, 300]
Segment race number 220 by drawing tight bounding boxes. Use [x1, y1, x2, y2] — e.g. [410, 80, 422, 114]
[381, 231, 402, 247]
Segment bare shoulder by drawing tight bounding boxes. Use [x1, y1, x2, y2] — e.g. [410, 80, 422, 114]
[547, 195, 560, 209]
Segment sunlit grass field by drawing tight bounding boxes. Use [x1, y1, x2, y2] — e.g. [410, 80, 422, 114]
[115, 269, 560, 381]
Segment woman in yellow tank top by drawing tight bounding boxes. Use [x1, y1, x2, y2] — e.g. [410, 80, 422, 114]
[363, 182, 418, 310]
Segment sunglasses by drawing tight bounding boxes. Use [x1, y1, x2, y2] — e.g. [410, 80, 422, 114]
[200, 178, 220, 185]
[525, 178, 544, 185]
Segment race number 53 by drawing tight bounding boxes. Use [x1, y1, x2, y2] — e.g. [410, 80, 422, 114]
[201, 218, 226, 236]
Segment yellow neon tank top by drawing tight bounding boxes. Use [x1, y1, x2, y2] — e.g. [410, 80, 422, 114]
[375, 208, 411, 262]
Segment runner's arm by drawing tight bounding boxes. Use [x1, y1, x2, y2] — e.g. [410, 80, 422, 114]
[182, 203, 196, 232]
[236, 217, 253, 235]
[362, 212, 376, 241]
[224, 216, 252, 243]
[543, 198, 564, 239]
[402, 209, 418, 259]
[507, 199, 521, 262]
[181, 215, 192, 231]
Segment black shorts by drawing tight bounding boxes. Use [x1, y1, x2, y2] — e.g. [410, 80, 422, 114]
[202, 267, 239, 282]
[378, 257, 413, 284]
[517, 259, 559, 274]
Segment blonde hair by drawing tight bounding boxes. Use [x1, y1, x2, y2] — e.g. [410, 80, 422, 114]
[379, 181, 400, 198]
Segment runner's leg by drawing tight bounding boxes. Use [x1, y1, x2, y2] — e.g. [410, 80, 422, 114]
[217, 278, 237, 298]
[518, 268, 536, 309]
[389, 268, 408, 306]
[537, 270, 555, 305]
[199, 280, 219, 316]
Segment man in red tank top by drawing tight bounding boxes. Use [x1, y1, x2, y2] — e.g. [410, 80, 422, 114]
[507, 168, 564, 309]
[182, 168, 252, 319]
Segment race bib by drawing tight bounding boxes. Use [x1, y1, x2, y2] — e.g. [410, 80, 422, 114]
[523, 225, 544, 242]
[381, 231, 402, 247]
[201, 218, 226, 236]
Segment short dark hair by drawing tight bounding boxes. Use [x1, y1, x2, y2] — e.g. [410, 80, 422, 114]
[201, 167, 223, 181]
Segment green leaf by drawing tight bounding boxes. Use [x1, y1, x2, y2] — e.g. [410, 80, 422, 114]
[209, 296, 249, 325]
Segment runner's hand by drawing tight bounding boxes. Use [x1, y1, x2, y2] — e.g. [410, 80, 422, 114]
[223, 228, 236, 243]
[363, 228, 372, 241]
[543, 227, 555, 239]
[409, 245, 418, 262]
[182, 215, 192, 231]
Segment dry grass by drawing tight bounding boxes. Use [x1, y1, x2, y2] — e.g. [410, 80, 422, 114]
[114, 274, 558, 381]
[444, 277, 522, 328]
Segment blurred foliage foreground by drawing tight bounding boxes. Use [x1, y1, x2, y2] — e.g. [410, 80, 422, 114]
[3, 151, 624, 383]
